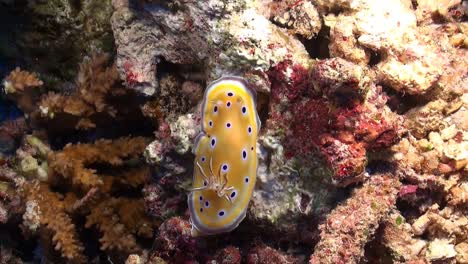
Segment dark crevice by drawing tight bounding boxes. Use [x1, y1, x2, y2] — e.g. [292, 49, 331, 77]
[300, 26, 330, 59]
[156, 57, 206, 83]
[381, 85, 431, 115]
[367, 49, 382, 67]
[362, 224, 394, 264]
[257, 91, 270, 133]
[366, 159, 397, 175]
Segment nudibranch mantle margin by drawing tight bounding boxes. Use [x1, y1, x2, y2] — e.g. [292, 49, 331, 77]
[188, 76, 261, 237]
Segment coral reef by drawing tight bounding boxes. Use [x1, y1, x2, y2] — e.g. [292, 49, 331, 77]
[38, 53, 142, 131]
[7, 0, 114, 80]
[310, 174, 401, 264]
[14, 135, 153, 263]
[247, 244, 299, 264]
[0, 0, 466, 263]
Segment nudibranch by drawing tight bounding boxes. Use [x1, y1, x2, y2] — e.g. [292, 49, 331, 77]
[188, 76, 261, 236]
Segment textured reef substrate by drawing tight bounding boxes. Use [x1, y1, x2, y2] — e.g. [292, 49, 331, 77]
[0, 0, 467, 263]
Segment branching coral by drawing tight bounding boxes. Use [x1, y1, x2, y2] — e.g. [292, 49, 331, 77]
[85, 197, 152, 253]
[3, 67, 43, 94]
[22, 182, 86, 263]
[48, 137, 148, 190]
[2, 68, 44, 113]
[17, 136, 154, 262]
[38, 53, 136, 130]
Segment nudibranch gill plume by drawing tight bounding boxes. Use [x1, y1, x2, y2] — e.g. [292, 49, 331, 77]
[188, 76, 261, 236]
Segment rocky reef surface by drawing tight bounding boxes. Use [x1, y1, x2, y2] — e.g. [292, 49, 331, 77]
[0, 0, 467, 263]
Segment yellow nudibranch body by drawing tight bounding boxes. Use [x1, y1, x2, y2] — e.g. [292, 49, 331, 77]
[188, 76, 261, 236]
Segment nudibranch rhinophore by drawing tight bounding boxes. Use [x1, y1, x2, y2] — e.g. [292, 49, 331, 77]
[188, 76, 261, 236]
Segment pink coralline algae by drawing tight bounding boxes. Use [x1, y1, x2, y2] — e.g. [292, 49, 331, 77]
[310, 174, 401, 264]
[247, 244, 299, 264]
[268, 57, 402, 185]
[153, 217, 198, 263]
[143, 183, 184, 220]
[211, 246, 242, 264]
[399, 184, 419, 197]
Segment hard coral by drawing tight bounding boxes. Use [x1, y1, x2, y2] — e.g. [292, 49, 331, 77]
[0, 164, 23, 224]
[310, 174, 401, 264]
[3, 67, 43, 94]
[48, 137, 148, 190]
[85, 197, 153, 253]
[158, 75, 203, 118]
[143, 183, 184, 221]
[381, 212, 427, 262]
[19, 135, 154, 262]
[3, 68, 44, 113]
[22, 182, 86, 263]
[38, 53, 132, 130]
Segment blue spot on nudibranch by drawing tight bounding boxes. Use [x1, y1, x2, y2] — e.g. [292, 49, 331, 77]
[218, 210, 225, 217]
[226, 122, 231, 128]
[221, 164, 229, 173]
[214, 106, 218, 113]
[227, 92, 233, 96]
[248, 126, 252, 134]
[205, 201, 210, 207]
[242, 106, 247, 114]
[210, 137, 216, 148]
[227, 101, 231, 107]
[230, 191, 236, 198]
